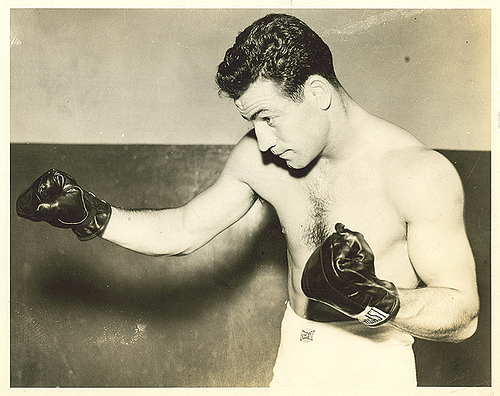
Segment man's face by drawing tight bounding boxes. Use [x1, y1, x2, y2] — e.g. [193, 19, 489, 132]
[235, 78, 330, 170]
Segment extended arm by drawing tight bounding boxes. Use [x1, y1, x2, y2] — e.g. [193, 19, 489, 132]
[102, 170, 257, 256]
[16, 138, 260, 257]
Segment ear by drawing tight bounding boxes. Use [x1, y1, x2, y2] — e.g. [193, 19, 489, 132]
[305, 75, 332, 110]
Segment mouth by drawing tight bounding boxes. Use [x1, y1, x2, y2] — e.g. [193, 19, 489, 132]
[272, 149, 290, 159]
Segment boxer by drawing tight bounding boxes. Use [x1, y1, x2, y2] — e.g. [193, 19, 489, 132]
[17, 14, 479, 389]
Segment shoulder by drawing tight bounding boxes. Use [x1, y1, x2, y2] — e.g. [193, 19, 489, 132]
[382, 145, 464, 222]
[220, 130, 264, 183]
[382, 144, 460, 182]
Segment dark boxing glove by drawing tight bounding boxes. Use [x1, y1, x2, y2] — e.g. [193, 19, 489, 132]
[301, 223, 400, 327]
[16, 169, 111, 241]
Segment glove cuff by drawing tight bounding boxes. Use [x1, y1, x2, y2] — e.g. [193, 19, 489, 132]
[72, 190, 112, 241]
[355, 290, 400, 327]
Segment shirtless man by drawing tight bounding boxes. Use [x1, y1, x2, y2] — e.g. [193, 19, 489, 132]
[16, 14, 479, 389]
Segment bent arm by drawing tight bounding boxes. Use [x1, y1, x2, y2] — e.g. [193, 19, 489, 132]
[395, 286, 478, 342]
[387, 150, 479, 342]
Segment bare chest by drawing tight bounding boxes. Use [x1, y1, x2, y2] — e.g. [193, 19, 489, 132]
[255, 161, 406, 262]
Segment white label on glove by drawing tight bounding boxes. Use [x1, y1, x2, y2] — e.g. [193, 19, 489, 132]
[356, 306, 389, 326]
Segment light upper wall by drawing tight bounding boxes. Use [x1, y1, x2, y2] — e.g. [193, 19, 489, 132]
[10, 8, 491, 150]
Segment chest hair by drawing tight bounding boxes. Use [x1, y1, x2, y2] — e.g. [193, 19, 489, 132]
[303, 180, 335, 249]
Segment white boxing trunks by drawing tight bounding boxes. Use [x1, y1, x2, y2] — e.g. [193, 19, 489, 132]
[270, 302, 416, 392]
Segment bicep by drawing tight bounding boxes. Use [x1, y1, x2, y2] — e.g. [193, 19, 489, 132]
[179, 172, 257, 253]
[394, 151, 477, 295]
[407, 213, 476, 293]
[178, 137, 263, 253]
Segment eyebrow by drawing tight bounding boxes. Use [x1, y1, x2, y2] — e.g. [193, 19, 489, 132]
[241, 109, 266, 122]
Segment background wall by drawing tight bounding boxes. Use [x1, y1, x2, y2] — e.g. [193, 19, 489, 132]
[10, 8, 491, 149]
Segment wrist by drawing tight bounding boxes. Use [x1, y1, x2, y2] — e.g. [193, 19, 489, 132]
[72, 190, 112, 241]
[354, 293, 400, 327]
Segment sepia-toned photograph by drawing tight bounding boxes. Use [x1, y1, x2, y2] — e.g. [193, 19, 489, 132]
[9, 5, 493, 393]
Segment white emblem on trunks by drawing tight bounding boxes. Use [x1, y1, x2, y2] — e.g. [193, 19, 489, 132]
[300, 329, 316, 342]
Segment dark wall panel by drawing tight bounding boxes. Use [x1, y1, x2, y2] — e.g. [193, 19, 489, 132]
[413, 150, 491, 387]
[10, 145, 490, 387]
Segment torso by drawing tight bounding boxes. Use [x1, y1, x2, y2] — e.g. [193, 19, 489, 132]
[234, 116, 426, 320]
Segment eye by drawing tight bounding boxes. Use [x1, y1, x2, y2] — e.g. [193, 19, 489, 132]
[264, 117, 275, 127]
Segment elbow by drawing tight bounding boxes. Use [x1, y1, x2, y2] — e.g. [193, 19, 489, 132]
[142, 228, 207, 256]
[460, 294, 480, 341]
[143, 251, 170, 257]
[449, 301, 480, 343]
[133, 241, 196, 257]
[450, 315, 478, 343]
[457, 302, 480, 342]
[140, 246, 196, 257]
[142, 240, 202, 257]
[429, 295, 480, 343]
[429, 316, 478, 344]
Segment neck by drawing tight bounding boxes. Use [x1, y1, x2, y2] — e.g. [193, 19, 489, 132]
[321, 93, 371, 163]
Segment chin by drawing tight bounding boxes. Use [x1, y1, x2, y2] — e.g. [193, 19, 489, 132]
[286, 156, 320, 175]
[286, 158, 309, 170]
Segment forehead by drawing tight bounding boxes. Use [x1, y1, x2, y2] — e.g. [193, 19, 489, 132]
[235, 79, 287, 117]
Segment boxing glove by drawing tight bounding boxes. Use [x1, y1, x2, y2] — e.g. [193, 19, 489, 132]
[301, 223, 400, 327]
[16, 169, 111, 241]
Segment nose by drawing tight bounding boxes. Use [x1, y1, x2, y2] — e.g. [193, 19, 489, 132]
[254, 122, 277, 152]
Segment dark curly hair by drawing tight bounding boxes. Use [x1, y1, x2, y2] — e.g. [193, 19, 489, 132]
[216, 14, 341, 101]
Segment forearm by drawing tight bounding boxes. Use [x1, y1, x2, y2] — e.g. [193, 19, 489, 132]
[101, 206, 197, 256]
[389, 286, 479, 342]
